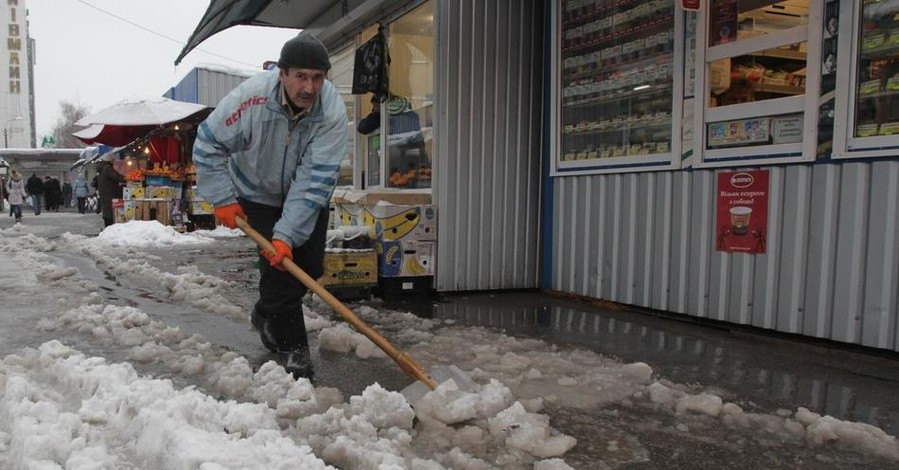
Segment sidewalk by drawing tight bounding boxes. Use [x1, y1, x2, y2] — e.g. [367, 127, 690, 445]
[384, 291, 899, 436]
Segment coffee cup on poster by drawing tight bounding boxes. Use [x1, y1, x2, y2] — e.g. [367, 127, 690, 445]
[729, 206, 752, 235]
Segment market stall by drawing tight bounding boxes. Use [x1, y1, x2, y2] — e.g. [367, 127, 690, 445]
[73, 98, 213, 229]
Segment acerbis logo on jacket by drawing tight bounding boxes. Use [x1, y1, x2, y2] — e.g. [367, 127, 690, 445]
[225, 96, 268, 127]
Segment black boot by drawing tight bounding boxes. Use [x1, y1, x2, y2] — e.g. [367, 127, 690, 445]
[251, 308, 279, 353]
[277, 348, 314, 380]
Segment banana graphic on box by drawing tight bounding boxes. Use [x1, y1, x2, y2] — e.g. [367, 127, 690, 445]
[404, 256, 428, 276]
[373, 207, 420, 240]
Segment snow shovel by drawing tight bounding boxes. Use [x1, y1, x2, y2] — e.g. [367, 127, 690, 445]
[236, 217, 475, 401]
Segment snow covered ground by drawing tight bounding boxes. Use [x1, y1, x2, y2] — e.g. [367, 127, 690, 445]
[1, 216, 898, 469]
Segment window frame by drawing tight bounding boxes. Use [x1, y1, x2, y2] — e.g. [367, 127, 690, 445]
[550, 0, 686, 176]
[832, 0, 899, 159]
[690, 0, 824, 169]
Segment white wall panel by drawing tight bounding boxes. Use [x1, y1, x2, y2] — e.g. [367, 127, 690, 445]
[552, 161, 899, 353]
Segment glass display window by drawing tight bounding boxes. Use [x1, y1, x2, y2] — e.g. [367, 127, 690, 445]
[353, 2, 434, 188]
[693, 0, 823, 167]
[357, 25, 383, 188]
[552, 0, 684, 175]
[385, 1, 434, 189]
[833, 0, 899, 158]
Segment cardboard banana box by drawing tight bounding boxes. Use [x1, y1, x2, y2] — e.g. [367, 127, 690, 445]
[321, 250, 377, 287]
[376, 240, 435, 277]
[363, 204, 437, 241]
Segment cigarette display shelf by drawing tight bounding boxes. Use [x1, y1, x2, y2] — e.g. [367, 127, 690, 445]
[563, 16, 673, 54]
[563, 81, 672, 109]
[564, 49, 672, 80]
[559, 0, 676, 165]
[562, 0, 642, 27]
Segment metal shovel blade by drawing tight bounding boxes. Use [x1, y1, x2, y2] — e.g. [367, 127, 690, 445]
[400, 365, 478, 404]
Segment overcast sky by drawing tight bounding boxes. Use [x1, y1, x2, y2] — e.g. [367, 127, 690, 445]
[27, 0, 300, 138]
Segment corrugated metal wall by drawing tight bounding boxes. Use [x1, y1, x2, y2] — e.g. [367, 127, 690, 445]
[552, 161, 899, 352]
[164, 68, 250, 107]
[434, 0, 545, 291]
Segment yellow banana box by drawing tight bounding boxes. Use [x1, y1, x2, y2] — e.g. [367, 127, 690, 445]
[134, 199, 174, 225]
[113, 200, 139, 224]
[145, 185, 183, 200]
[122, 187, 146, 200]
[187, 186, 211, 202]
[321, 250, 378, 287]
[363, 204, 436, 241]
[112, 199, 126, 224]
[190, 200, 213, 215]
[375, 240, 435, 277]
[336, 203, 364, 226]
[122, 201, 137, 222]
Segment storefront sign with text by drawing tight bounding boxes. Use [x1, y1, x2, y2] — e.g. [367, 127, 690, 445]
[716, 170, 769, 254]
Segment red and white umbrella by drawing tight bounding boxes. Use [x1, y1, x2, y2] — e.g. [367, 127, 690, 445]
[75, 97, 208, 128]
[72, 97, 210, 146]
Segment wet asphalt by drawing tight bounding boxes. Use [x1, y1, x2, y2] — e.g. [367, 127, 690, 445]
[4, 209, 899, 469]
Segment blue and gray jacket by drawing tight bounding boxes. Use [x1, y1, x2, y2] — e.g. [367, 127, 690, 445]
[193, 69, 347, 248]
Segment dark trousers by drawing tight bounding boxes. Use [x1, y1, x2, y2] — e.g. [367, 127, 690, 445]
[30, 195, 41, 215]
[10, 204, 21, 221]
[77, 197, 86, 214]
[241, 198, 329, 350]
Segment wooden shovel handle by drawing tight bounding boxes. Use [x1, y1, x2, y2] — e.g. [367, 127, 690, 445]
[235, 216, 437, 390]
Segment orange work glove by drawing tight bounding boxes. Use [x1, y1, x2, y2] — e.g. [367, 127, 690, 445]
[214, 203, 246, 229]
[261, 239, 293, 271]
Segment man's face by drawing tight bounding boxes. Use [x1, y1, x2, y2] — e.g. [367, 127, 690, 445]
[279, 67, 326, 110]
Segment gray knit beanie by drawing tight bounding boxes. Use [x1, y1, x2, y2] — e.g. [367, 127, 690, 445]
[278, 32, 331, 71]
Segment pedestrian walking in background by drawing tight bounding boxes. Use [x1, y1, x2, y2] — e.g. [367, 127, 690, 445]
[6, 170, 26, 223]
[73, 174, 89, 214]
[193, 32, 347, 379]
[62, 180, 73, 208]
[25, 173, 42, 215]
[48, 177, 62, 212]
[94, 160, 124, 227]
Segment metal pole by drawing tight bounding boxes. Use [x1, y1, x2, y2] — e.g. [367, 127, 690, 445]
[3, 129, 7, 148]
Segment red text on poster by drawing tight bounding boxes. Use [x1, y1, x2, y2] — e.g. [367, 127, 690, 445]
[716, 170, 769, 254]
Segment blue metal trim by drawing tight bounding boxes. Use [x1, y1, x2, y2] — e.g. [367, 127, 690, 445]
[541, 0, 554, 290]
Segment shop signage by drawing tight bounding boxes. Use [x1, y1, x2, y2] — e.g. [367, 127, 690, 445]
[716, 170, 769, 254]
[682, 0, 701, 11]
[7, 0, 22, 94]
[771, 114, 803, 144]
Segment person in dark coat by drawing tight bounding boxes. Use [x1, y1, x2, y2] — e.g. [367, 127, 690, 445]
[62, 180, 73, 208]
[25, 173, 43, 215]
[94, 160, 125, 227]
[48, 177, 62, 211]
[43, 177, 53, 211]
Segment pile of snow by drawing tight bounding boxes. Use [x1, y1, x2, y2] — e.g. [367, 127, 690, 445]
[92, 221, 242, 247]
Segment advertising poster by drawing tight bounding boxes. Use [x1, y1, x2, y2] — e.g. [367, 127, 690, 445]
[716, 170, 769, 254]
[710, 0, 739, 46]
